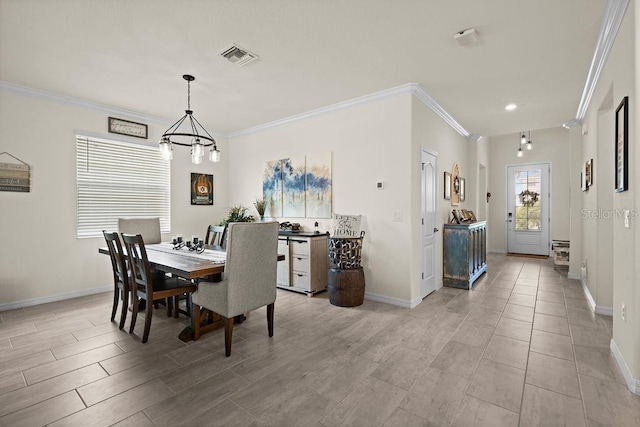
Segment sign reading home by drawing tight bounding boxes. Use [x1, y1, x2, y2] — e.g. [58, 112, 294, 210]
[0, 162, 30, 192]
[108, 117, 148, 139]
[331, 213, 362, 238]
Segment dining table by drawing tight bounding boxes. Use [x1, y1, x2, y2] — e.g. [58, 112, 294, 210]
[98, 242, 284, 341]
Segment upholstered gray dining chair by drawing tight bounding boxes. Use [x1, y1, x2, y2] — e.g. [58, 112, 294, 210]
[118, 217, 162, 244]
[191, 221, 279, 356]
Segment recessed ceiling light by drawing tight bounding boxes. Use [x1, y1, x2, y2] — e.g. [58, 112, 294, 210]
[505, 104, 517, 111]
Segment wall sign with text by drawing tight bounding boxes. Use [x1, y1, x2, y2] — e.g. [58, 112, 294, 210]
[108, 117, 148, 139]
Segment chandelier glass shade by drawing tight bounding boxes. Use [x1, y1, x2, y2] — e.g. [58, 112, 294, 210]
[159, 75, 220, 164]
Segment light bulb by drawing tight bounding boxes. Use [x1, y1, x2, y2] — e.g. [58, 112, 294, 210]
[191, 150, 203, 164]
[517, 148, 524, 157]
[159, 138, 172, 160]
[526, 141, 533, 150]
[521, 134, 527, 144]
[209, 146, 221, 162]
[192, 138, 204, 158]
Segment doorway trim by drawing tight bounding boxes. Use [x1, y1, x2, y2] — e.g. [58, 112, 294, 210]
[504, 161, 552, 256]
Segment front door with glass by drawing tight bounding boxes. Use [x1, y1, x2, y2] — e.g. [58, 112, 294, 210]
[507, 163, 550, 256]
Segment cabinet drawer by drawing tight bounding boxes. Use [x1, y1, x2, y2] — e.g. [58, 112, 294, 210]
[290, 239, 309, 256]
[292, 271, 309, 288]
[291, 255, 309, 273]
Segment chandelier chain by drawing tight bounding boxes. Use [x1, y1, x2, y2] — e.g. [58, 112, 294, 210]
[187, 79, 191, 111]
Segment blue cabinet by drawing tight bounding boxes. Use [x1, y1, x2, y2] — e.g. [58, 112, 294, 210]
[443, 221, 487, 289]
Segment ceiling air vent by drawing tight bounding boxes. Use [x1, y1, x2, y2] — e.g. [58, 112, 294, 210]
[219, 44, 258, 66]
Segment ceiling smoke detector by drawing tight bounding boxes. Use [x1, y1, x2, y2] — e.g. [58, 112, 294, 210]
[454, 28, 478, 46]
[220, 44, 258, 66]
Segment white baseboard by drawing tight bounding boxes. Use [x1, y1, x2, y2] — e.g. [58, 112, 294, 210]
[0, 286, 111, 312]
[488, 249, 506, 254]
[567, 272, 581, 280]
[579, 277, 613, 316]
[364, 291, 417, 308]
[610, 339, 640, 395]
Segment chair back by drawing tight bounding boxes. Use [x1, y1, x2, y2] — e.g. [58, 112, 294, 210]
[121, 233, 154, 297]
[205, 224, 227, 247]
[103, 231, 128, 288]
[225, 221, 279, 315]
[118, 218, 161, 244]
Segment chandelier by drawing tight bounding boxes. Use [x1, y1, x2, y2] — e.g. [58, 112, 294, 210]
[517, 130, 533, 157]
[159, 75, 220, 164]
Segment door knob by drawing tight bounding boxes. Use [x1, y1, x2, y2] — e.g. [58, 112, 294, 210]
[434, 227, 439, 233]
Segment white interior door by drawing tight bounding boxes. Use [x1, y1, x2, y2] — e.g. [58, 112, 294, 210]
[507, 163, 550, 256]
[421, 149, 437, 298]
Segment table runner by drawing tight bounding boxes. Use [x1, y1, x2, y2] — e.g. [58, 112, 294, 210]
[147, 243, 226, 264]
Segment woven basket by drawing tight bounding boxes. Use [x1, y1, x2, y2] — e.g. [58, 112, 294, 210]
[328, 231, 365, 269]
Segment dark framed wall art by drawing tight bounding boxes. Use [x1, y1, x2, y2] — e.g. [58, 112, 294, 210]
[191, 173, 214, 205]
[615, 96, 628, 192]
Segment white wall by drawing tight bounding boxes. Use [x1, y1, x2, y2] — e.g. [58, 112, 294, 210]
[228, 92, 472, 307]
[410, 97, 471, 301]
[228, 94, 416, 304]
[0, 88, 229, 308]
[582, 0, 638, 385]
[486, 127, 571, 253]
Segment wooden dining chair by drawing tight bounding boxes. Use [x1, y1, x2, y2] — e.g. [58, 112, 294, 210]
[121, 233, 197, 343]
[103, 231, 130, 330]
[118, 217, 170, 311]
[204, 224, 227, 247]
[191, 221, 279, 356]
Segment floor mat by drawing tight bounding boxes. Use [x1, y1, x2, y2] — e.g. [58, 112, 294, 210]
[507, 252, 549, 259]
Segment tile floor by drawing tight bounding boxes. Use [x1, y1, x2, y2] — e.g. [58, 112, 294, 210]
[1, 254, 639, 426]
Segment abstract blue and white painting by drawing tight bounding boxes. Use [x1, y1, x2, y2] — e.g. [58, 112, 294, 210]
[262, 152, 332, 219]
[282, 156, 306, 217]
[262, 160, 283, 218]
[305, 152, 332, 218]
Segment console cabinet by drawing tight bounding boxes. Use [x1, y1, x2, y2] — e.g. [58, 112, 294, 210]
[277, 232, 329, 296]
[443, 221, 487, 289]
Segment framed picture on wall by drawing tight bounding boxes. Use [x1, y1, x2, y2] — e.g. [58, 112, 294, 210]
[444, 172, 451, 200]
[191, 173, 214, 205]
[585, 159, 593, 187]
[615, 96, 628, 192]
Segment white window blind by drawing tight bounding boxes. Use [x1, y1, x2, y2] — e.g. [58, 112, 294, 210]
[76, 135, 171, 238]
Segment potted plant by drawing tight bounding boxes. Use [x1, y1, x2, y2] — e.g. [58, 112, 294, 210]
[219, 204, 255, 226]
[253, 197, 267, 221]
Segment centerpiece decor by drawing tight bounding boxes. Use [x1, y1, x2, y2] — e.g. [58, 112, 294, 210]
[219, 204, 254, 226]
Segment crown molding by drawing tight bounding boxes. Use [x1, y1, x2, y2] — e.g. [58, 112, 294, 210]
[228, 83, 415, 138]
[562, 119, 582, 129]
[574, 0, 629, 121]
[230, 82, 472, 140]
[3, 79, 472, 142]
[410, 83, 471, 138]
[0, 80, 174, 126]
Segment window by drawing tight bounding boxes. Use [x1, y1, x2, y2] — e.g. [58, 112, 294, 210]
[76, 135, 171, 238]
[514, 169, 541, 231]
